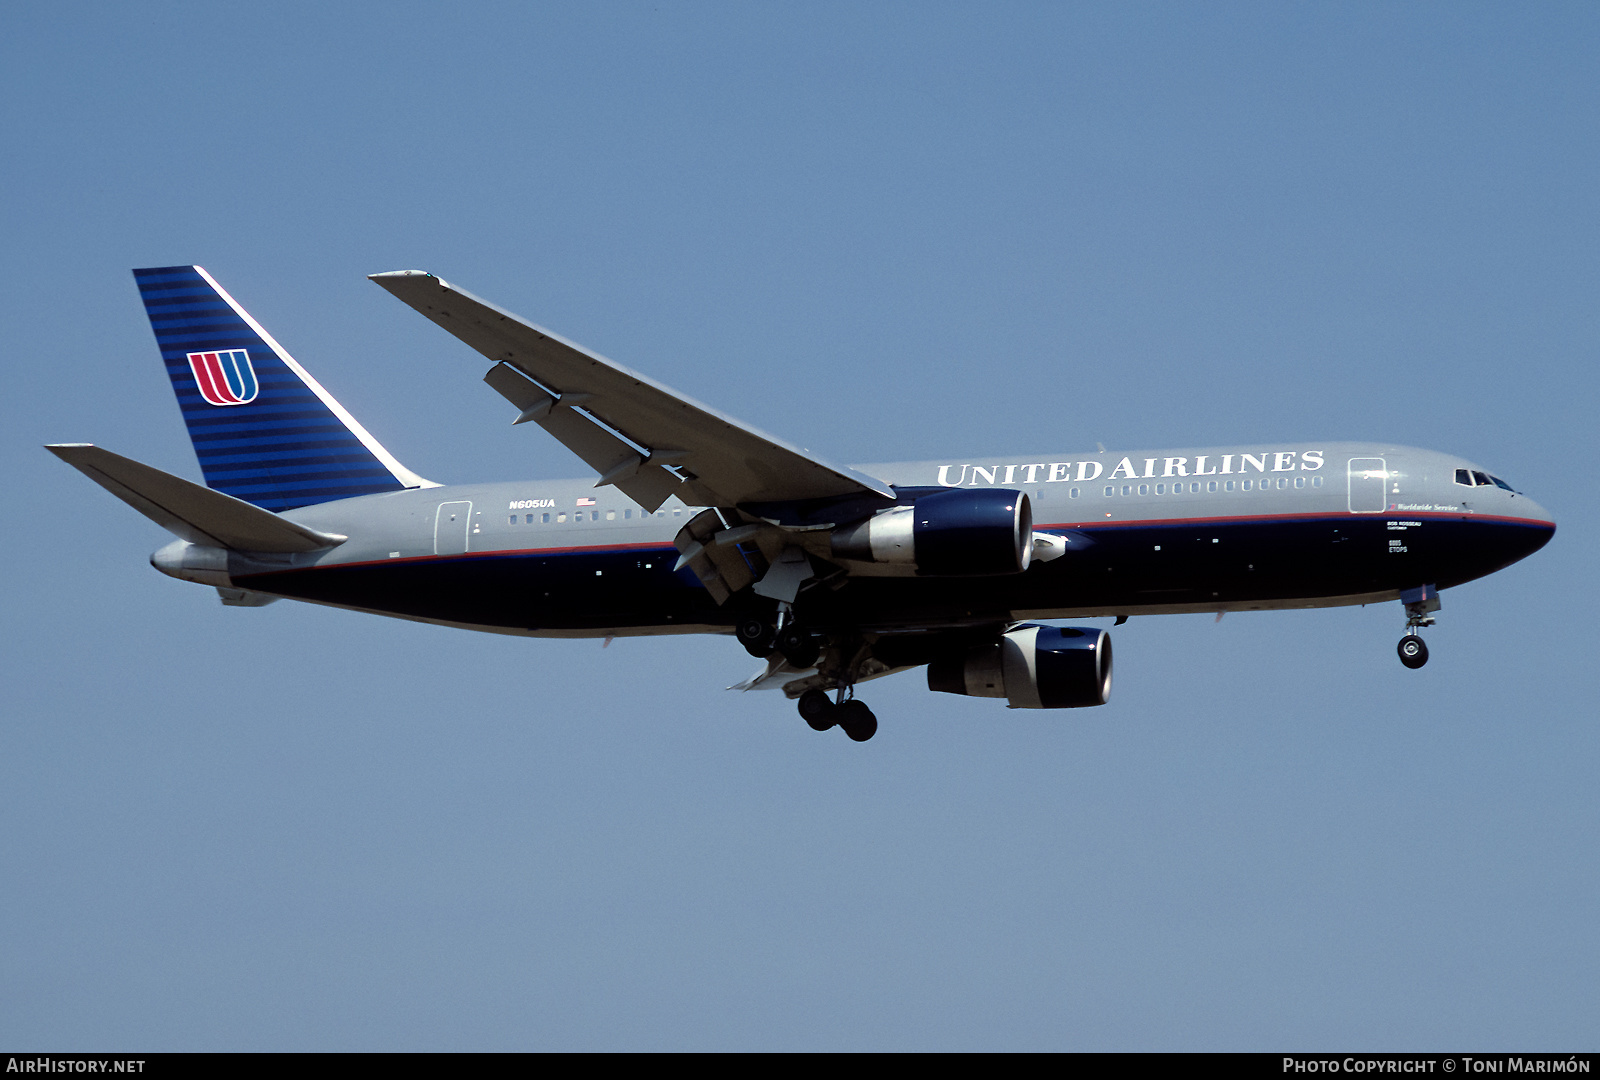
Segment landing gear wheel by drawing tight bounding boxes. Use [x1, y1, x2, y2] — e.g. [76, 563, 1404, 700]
[777, 626, 821, 668]
[837, 700, 878, 742]
[1397, 634, 1429, 669]
[736, 617, 775, 658]
[797, 689, 836, 731]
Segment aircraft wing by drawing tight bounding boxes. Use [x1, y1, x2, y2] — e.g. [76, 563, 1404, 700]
[370, 271, 894, 512]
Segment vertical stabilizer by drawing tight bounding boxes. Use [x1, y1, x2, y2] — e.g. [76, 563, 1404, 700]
[132, 265, 431, 511]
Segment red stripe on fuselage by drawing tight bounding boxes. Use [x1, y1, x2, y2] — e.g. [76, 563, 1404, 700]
[1036, 509, 1554, 531]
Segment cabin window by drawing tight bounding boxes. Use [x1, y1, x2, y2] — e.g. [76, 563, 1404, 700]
[1277, 477, 1288, 490]
[1312, 476, 1323, 488]
[1069, 487, 1079, 498]
[624, 509, 632, 519]
[1155, 483, 1165, 494]
[1241, 480, 1252, 491]
[1206, 481, 1217, 493]
[1122, 485, 1132, 496]
[1225, 481, 1235, 492]
[606, 510, 616, 520]
[1294, 476, 1305, 489]
[557, 513, 567, 522]
[508, 515, 517, 525]
[1104, 486, 1115, 497]
[592, 511, 600, 521]
[541, 513, 551, 523]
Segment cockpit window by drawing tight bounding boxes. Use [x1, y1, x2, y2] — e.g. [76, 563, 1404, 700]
[1457, 467, 1516, 492]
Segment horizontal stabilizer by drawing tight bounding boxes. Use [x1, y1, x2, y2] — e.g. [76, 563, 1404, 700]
[46, 444, 346, 553]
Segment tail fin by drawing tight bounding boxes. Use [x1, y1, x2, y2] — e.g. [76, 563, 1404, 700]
[132, 265, 432, 512]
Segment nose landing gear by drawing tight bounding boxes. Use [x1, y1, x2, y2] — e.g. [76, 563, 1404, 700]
[1396, 585, 1439, 670]
[1397, 634, 1429, 669]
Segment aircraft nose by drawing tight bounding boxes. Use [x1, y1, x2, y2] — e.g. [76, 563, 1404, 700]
[1511, 494, 1557, 554]
[1516, 494, 1556, 528]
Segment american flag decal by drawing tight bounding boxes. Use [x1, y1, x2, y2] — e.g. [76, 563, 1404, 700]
[187, 349, 259, 406]
[576, 497, 597, 507]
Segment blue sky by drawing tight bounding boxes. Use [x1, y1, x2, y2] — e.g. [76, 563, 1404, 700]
[2, 2, 1596, 1050]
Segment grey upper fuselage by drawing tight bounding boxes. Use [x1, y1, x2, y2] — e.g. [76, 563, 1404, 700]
[182, 440, 1553, 638]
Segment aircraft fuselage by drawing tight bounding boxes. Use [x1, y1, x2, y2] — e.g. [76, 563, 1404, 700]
[163, 440, 1554, 639]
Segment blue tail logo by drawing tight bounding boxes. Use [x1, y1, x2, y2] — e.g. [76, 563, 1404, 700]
[187, 349, 259, 406]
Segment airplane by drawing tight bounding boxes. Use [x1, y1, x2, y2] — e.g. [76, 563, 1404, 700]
[48, 265, 1557, 743]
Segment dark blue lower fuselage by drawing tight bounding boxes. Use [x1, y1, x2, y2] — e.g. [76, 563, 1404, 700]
[234, 511, 1554, 636]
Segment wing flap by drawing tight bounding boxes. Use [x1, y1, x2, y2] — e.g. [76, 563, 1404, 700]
[370, 270, 894, 508]
[483, 362, 683, 513]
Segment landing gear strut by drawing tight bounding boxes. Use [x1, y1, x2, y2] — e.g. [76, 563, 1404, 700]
[1397, 585, 1439, 670]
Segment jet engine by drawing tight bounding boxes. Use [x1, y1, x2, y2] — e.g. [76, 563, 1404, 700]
[830, 488, 1033, 575]
[927, 624, 1112, 708]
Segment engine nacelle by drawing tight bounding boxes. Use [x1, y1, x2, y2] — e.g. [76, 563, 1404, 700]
[927, 624, 1112, 709]
[830, 488, 1033, 576]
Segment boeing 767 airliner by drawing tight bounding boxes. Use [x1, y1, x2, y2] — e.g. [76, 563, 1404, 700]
[48, 266, 1556, 742]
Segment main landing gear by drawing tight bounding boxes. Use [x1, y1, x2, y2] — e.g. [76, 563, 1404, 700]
[740, 609, 880, 742]
[1396, 585, 1440, 670]
[797, 688, 878, 742]
[736, 615, 822, 668]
